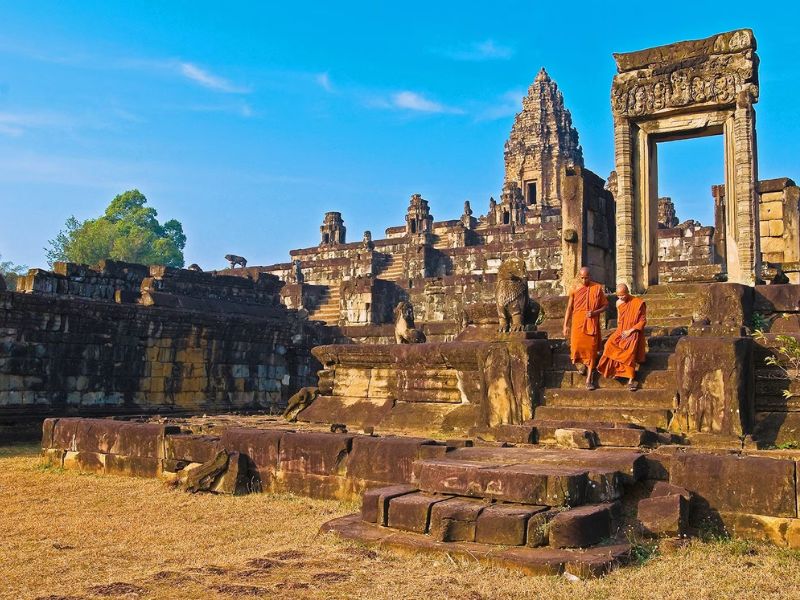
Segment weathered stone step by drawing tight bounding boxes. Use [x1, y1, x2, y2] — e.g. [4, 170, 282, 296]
[542, 388, 676, 409]
[545, 368, 675, 390]
[642, 283, 706, 296]
[527, 419, 661, 448]
[534, 406, 672, 429]
[436, 446, 646, 484]
[322, 514, 631, 578]
[551, 351, 674, 371]
[412, 458, 604, 506]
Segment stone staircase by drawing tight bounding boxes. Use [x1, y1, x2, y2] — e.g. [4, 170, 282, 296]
[375, 253, 405, 281]
[529, 284, 707, 445]
[325, 445, 641, 576]
[308, 285, 341, 325]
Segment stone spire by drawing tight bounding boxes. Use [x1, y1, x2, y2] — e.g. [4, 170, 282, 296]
[503, 68, 584, 209]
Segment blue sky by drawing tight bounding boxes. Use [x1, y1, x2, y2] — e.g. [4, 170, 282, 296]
[1, 1, 798, 270]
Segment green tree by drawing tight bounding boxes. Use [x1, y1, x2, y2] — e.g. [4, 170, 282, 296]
[0, 254, 27, 289]
[45, 190, 186, 268]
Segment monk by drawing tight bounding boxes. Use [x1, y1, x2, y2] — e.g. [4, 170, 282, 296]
[598, 283, 647, 391]
[563, 267, 608, 390]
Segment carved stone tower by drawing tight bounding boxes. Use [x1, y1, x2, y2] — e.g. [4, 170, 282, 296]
[489, 182, 527, 226]
[504, 68, 584, 209]
[405, 194, 433, 236]
[320, 212, 346, 245]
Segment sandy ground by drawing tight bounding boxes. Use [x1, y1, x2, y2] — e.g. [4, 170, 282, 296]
[2, 443, 799, 600]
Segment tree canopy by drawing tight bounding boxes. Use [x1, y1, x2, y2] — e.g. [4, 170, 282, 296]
[45, 190, 186, 268]
[0, 254, 27, 289]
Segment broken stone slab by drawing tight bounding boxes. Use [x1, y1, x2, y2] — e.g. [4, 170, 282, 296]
[526, 508, 562, 547]
[638, 494, 688, 538]
[650, 481, 692, 501]
[429, 497, 487, 542]
[182, 450, 229, 493]
[360, 484, 418, 525]
[548, 503, 617, 549]
[277, 431, 354, 476]
[386, 492, 452, 533]
[474, 504, 547, 546]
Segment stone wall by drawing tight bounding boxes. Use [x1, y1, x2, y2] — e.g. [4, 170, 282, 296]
[0, 264, 330, 424]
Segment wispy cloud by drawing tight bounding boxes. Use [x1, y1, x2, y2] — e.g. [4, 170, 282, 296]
[440, 39, 514, 61]
[181, 101, 256, 118]
[369, 91, 464, 114]
[0, 110, 76, 137]
[177, 62, 249, 94]
[316, 72, 333, 92]
[476, 89, 525, 121]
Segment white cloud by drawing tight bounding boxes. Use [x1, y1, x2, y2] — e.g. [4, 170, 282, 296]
[390, 91, 463, 114]
[316, 72, 333, 92]
[0, 111, 75, 137]
[177, 62, 249, 94]
[476, 89, 525, 121]
[442, 39, 514, 61]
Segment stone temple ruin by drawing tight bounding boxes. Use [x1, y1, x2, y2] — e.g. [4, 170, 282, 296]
[5, 29, 800, 575]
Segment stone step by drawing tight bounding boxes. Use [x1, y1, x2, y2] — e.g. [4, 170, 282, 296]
[413, 459, 601, 506]
[526, 419, 662, 448]
[432, 446, 646, 484]
[642, 283, 706, 296]
[542, 388, 675, 409]
[534, 406, 672, 429]
[551, 351, 674, 371]
[322, 514, 631, 578]
[545, 369, 675, 390]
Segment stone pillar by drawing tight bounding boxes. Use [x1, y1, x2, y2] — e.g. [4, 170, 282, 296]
[730, 95, 760, 285]
[614, 117, 636, 292]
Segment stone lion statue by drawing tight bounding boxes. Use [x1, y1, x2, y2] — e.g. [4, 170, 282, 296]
[282, 386, 318, 422]
[225, 254, 247, 269]
[187, 263, 203, 272]
[496, 257, 537, 332]
[394, 301, 426, 344]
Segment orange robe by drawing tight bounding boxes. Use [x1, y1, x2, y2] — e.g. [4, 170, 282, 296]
[569, 283, 608, 366]
[598, 296, 647, 379]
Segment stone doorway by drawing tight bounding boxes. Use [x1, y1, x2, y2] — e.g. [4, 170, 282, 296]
[611, 29, 760, 291]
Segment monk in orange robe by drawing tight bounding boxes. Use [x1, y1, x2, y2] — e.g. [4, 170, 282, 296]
[598, 283, 647, 391]
[563, 267, 608, 390]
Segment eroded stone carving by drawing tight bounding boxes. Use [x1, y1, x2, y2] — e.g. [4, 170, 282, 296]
[611, 29, 758, 118]
[394, 301, 426, 344]
[283, 386, 319, 422]
[496, 257, 534, 332]
[225, 254, 247, 269]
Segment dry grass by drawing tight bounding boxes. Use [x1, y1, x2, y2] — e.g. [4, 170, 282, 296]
[2, 444, 799, 600]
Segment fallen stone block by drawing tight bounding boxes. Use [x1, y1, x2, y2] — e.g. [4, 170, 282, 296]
[475, 504, 546, 546]
[361, 484, 418, 524]
[219, 427, 286, 490]
[182, 450, 229, 493]
[430, 498, 486, 542]
[549, 503, 615, 548]
[490, 424, 537, 444]
[650, 481, 691, 501]
[638, 494, 688, 537]
[387, 492, 451, 533]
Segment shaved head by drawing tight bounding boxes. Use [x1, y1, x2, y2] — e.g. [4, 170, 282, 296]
[616, 283, 629, 294]
[579, 267, 592, 286]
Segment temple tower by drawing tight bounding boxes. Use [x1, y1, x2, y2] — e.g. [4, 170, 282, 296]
[320, 212, 346, 245]
[504, 68, 584, 209]
[405, 194, 433, 236]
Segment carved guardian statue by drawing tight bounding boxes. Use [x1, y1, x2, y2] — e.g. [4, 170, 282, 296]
[394, 301, 426, 344]
[225, 254, 247, 269]
[282, 386, 318, 422]
[496, 257, 533, 332]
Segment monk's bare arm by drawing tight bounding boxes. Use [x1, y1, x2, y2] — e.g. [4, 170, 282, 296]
[563, 293, 574, 338]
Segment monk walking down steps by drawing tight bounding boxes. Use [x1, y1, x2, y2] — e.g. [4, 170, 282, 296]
[563, 267, 608, 390]
[598, 283, 647, 391]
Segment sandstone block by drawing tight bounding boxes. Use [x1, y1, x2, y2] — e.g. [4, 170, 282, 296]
[347, 435, 440, 484]
[548, 503, 615, 548]
[475, 504, 546, 546]
[554, 428, 596, 449]
[166, 434, 222, 464]
[638, 494, 688, 537]
[360, 484, 418, 524]
[429, 498, 486, 542]
[526, 508, 561, 547]
[219, 427, 286, 489]
[278, 431, 353, 476]
[670, 452, 797, 518]
[387, 492, 450, 533]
